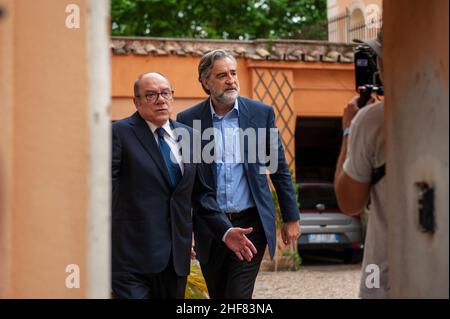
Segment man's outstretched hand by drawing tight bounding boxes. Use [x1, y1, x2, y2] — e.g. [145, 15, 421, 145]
[224, 227, 258, 262]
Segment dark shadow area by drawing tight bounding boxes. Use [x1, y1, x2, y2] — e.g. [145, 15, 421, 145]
[295, 116, 342, 182]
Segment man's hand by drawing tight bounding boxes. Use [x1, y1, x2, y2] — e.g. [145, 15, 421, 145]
[281, 220, 301, 245]
[224, 227, 258, 262]
[343, 95, 375, 130]
[342, 96, 360, 130]
[335, 95, 372, 215]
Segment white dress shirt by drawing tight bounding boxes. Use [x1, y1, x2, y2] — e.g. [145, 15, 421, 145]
[145, 120, 184, 175]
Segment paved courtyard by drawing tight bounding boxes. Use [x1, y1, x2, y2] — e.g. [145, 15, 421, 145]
[254, 264, 361, 299]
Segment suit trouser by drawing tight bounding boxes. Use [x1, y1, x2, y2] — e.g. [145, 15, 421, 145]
[200, 207, 267, 299]
[112, 257, 187, 299]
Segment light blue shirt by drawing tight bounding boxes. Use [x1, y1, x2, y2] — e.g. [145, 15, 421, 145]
[210, 99, 255, 213]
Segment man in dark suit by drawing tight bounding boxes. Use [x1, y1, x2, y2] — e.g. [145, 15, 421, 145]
[176, 50, 301, 299]
[112, 72, 257, 299]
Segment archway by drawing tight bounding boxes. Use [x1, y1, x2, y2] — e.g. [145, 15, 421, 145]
[349, 8, 366, 41]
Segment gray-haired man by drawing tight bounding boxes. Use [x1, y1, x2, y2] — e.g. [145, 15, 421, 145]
[177, 50, 301, 299]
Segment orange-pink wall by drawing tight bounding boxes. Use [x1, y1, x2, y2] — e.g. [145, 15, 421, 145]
[111, 55, 356, 173]
[111, 55, 356, 121]
[1, 0, 92, 298]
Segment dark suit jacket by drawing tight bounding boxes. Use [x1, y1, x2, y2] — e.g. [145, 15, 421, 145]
[177, 96, 300, 263]
[112, 112, 231, 276]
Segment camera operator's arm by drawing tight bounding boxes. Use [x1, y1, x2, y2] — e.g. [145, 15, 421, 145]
[334, 96, 371, 215]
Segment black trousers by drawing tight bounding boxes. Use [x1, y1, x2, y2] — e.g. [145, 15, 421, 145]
[112, 258, 187, 299]
[200, 207, 267, 299]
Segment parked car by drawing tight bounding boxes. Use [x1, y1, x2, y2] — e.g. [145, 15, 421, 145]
[297, 182, 364, 263]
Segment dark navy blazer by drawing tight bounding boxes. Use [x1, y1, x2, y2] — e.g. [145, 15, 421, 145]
[112, 112, 231, 276]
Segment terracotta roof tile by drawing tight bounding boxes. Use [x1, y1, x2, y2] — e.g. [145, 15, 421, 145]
[344, 51, 354, 59]
[114, 48, 128, 55]
[111, 37, 356, 63]
[270, 48, 284, 60]
[247, 53, 264, 60]
[191, 49, 202, 56]
[340, 56, 353, 63]
[286, 54, 301, 61]
[256, 48, 270, 58]
[144, 43, 158, 53]
[183, 44, 195, 54]
[200, 45, 212, 54]
[111, 40, 126, 50]
[327, 50, 341, 60]
[322, 56, 337, 63]
[163, 43, 176, 53]
[234, 46, 247, 56]
[125, 41, 147, 55]
[289, 49, 305, 56]
[304, 54, 318, 62]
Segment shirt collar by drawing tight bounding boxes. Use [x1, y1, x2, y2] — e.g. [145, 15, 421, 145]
[210, 98, 239, 120]
[145, 120, 175, 139]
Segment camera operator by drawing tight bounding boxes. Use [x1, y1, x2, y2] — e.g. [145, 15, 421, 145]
[334, 31, 390, 299]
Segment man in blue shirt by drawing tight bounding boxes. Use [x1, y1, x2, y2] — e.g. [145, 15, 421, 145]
[177, 50, 301, 299]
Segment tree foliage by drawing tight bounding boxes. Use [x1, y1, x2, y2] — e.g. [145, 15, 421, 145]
[112, 0, 327, 40]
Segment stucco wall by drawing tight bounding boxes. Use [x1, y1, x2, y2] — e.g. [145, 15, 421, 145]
[384, 0, 449, 298]
[111, 55, 356, 120]
[0, 0, 110, 298]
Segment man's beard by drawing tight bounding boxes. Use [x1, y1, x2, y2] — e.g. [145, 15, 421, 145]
[214, 89, 239, 106]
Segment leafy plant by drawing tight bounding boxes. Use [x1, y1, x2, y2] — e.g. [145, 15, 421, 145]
[271, 169, 302, 270]
[111, 0, 327, 40]
[281, 248, 302, 270]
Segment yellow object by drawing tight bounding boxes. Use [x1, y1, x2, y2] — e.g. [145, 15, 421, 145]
[185, 260, 209, 299]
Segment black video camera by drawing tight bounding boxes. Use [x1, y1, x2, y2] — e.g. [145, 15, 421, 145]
[354, 44, 384, 108]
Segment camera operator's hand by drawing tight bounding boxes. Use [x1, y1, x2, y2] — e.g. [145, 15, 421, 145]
[342, 95, 374, 130]
[342, 96, 360, 130]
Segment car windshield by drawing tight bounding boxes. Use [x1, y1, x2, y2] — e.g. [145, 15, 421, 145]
[298, 185, 338, 209]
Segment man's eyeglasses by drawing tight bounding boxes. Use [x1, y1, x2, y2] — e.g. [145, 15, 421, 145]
[137, 90, 174, 103]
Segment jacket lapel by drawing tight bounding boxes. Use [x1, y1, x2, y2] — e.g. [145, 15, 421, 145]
[129, 112, 172, 188]
[237, 97, 253, 169]
[199, 99, 217, 188]
[170, 120, 194, 190]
